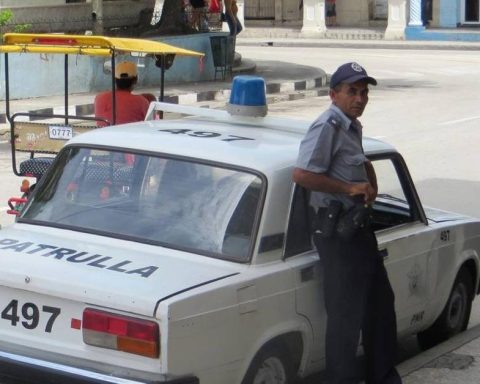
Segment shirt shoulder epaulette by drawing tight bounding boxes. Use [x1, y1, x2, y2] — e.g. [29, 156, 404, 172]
[327, 116, 341, 129]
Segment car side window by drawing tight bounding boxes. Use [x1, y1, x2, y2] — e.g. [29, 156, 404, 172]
[284, 154, 425, 257]
[284, 185, 314, 258]
[370, 155, 424, 231]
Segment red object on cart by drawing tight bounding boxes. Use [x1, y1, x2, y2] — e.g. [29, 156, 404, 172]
[7, 197, 28, 216]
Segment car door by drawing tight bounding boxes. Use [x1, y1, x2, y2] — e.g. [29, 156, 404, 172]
[285, 153, 432, 372]
[284, 185, 326, 374]
[369, 154, 431, 334]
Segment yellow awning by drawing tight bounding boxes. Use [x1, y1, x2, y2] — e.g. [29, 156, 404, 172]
[0, 33, 204, 57]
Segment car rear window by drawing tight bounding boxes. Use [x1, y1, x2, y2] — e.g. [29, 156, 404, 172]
[20, 147, 264, 262]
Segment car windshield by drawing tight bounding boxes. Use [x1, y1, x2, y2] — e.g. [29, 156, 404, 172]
[20, 147, 264, 262]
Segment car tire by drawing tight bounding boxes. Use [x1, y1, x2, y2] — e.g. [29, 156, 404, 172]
[242, 345, 296, 384]
[417, 268, 473, 351]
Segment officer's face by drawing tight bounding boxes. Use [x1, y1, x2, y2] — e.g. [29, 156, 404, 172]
[330, 81, 369, 119]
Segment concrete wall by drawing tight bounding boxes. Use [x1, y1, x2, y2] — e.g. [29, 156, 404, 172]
[431, 0, 441, 27]
[372, 0, 388, 19]
[246, 0, 383, 25]
[1, 0, 67, 6]
[281, 0, 302, 21]
[1, 0, 155, 33]
[0, 33, 225, 100]
[439, 0, 460, 27]
[430, 0, 460, 28]
[336, 0, 370, 27]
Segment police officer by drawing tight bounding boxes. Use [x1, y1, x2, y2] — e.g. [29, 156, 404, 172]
[292, 62, 402, 384]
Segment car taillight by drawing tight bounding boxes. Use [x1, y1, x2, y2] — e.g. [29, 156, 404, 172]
[82, 308, 159, 358]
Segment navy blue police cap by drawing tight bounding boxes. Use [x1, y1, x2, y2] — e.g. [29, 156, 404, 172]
[330, 62, 377, 89]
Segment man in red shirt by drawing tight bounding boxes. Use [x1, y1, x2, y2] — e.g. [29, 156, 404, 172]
[94, 61, 151, 127]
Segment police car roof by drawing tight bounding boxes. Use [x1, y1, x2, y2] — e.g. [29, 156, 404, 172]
[67, 117, 397, 173]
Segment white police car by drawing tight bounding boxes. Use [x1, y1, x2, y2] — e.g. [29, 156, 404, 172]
[0, 77, 480, 384]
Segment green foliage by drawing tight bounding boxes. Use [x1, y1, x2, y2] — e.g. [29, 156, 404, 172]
[0, 9, 31, 36]
[0, 9, 14, 27]
[13, 23, 31, 33]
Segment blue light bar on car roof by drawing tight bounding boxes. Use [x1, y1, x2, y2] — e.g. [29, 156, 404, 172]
[227, 76, 268, 117]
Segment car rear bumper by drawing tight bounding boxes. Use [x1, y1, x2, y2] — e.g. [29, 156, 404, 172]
[0, 350, 199, 384]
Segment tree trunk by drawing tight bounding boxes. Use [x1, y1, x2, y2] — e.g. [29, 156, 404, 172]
[148, 0, 196, 36]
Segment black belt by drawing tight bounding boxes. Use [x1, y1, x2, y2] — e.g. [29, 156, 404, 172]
[315, 202, 371, 240]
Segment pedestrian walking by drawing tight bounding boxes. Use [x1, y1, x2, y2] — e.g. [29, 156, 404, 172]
[224, 0, 242, 35]
[326, 0, 337, 26]
[293, 62, 402, 384]
[189, 0, 208, 31]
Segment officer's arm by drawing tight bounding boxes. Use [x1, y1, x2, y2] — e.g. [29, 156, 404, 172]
[364, 160, 378, 199]
[293, 167, 376, 203]
[293, 168, 353, 194]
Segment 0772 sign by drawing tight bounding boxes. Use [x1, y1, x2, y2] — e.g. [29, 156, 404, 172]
[1, 299, 61, 333]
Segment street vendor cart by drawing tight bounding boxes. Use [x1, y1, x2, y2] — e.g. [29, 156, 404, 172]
[0, 33, 203, 213]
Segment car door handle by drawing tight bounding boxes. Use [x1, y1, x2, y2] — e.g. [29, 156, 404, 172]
[379, 248, 389, 258]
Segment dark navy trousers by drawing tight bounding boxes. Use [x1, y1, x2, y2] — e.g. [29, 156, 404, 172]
[225, 12, 243, 35]
[314, 230, 402, 384]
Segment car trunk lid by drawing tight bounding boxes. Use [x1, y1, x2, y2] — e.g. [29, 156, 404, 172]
[0, 224, 240, 317]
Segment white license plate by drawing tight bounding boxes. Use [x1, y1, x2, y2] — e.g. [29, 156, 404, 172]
[0, 286, 80, 338]
[48, 125, 73, 140]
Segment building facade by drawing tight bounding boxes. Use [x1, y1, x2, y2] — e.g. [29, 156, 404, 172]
[240, 0, 480, 40]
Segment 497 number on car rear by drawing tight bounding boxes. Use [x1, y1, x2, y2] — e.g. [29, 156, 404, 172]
[1, 300, 60, 332]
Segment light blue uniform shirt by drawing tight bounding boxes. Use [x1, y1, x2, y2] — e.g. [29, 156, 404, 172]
[296, 104, 369, 209]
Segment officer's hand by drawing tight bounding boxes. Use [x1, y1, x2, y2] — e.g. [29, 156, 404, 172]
[349, 182, 376, 204]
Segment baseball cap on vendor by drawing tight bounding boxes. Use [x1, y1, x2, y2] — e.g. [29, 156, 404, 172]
[115, 61, 138, 79]
[330, 62, 377, 89]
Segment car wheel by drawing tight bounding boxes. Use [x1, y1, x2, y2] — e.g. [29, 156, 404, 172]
[242, 345, 295, 384]
[417, 268, 473, 350]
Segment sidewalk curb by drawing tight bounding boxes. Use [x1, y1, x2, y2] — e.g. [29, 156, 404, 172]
[397, 324, 480, 378]
[0, 75, 328, 124]
[156, 75, 328, 105]
[236, 38, 480, 51]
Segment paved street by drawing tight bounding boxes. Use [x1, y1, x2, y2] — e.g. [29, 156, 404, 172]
[237, 44, 480, 219]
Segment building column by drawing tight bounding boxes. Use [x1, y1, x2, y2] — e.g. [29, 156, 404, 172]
[301, 0, 327, 36]
[92, 0, 104, 35]
[384, 0, 407, 40]
[404, 0, 425, 39]
[275, 0, 283, 23]
[408, 0, 424, 26]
